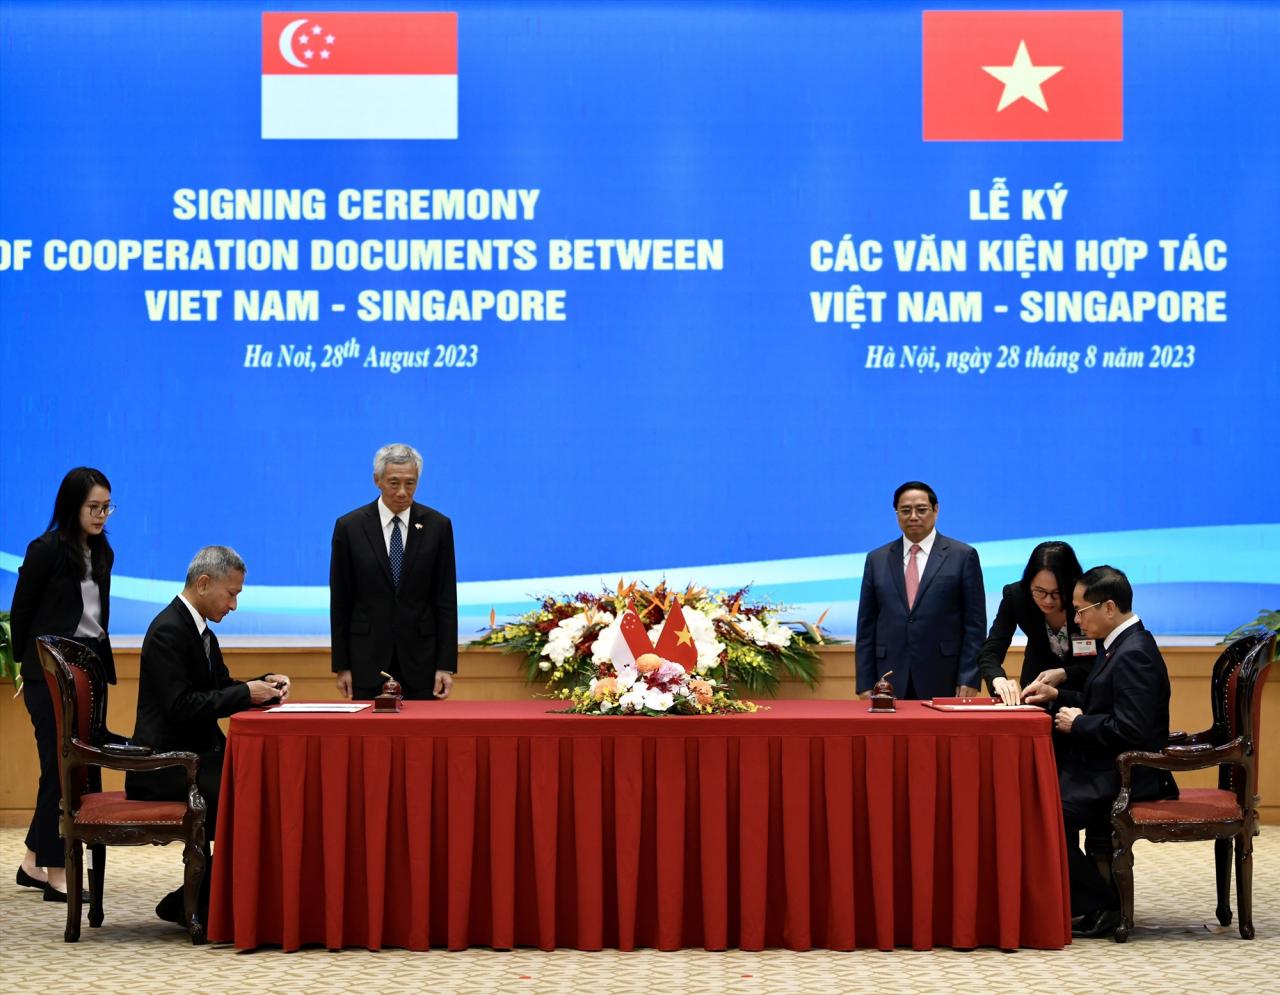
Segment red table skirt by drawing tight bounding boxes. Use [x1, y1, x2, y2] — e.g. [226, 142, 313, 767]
[207, 700, 1071, 951]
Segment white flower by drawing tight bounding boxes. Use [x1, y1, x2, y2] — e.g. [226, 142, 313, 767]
[598, 699, 614, 713]
[542, 611, 591, 665]
[739, 617, 768, 646]
[763, 621, 792, 648]
[618, 689, 646, 713]
[590, 614, 623, 666]
[614, 664, 639, 691]
[538, 659, 552, 672]
[641, 688, 674, 712]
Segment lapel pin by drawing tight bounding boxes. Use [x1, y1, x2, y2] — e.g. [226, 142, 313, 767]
[414, 522, 423, 530]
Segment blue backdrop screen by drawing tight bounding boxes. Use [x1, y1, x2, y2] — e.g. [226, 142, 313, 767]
[2, 1, 1276, 637]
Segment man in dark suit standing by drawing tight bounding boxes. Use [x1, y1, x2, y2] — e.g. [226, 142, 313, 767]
[127, 545, 290, 923]
[855, 481, 986, 699]
[330, 443, 458, 700]
[1024, 565, 1177, 938]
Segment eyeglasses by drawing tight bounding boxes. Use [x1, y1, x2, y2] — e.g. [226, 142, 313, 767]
[896, 505, 933, 519]
[1030, 586, 1061, 601]
[85, 503, 116, 519]
[1073, 600, 1106, 617]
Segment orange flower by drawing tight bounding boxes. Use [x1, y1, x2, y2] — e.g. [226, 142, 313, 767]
[688, 678, 714, 706]
[593, 677, 618, 700]
[636, 653, 662, 675]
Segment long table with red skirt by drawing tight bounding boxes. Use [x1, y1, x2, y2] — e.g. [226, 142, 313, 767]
[207, 699, 1072, 951]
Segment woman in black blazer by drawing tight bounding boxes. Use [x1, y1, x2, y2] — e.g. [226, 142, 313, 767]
[978, 541, 1087, 706]
[9, 467, 116, 901]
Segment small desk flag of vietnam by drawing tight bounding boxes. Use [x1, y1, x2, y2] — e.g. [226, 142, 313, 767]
[261, 12, 457, 140]
[612, 602, 655, 670]
[922, 10, 1122, 141]
[654, 598, 699, 672]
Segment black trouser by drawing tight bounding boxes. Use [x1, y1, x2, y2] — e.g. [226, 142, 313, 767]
[23, 675, 63, 866]
[129, 751, 222, 912]
[1063, 797, 1119, 917]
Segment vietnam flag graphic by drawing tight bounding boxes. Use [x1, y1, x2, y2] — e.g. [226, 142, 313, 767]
[922, 10, 1122, 141]
[653, 598, 699, 672]
[262, 12, 457, 140]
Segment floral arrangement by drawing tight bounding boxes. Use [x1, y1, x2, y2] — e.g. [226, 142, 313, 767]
[566, 651, 758, 715]
[475, 580, 829, 697]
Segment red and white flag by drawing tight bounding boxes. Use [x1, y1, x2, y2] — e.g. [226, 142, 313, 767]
[611, 602, 655, 670]
[922, 10, 1122, 141]
[261, 12, 457, 140]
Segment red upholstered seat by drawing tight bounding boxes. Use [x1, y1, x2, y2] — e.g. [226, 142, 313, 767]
[36, 635, 208, 944]
[1110, 632, 1275, 943]
[1130, 788, 1241, 824]
[74, 791, 188, 826]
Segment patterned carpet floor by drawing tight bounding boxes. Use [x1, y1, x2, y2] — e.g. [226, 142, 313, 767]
[4, 826, 1278, 994]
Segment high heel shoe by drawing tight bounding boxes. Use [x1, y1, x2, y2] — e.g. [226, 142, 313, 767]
[16, 866, 47, 891]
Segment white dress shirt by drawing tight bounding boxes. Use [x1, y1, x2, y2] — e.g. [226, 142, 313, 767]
[378, 498, 410, 556]
[177, 592, 207, 635]
[1104, 614, 1141, 652]
[901, 528, 938, 579]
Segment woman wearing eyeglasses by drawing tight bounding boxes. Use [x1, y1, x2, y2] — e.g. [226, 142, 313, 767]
[9, 467, 117, 902]
[977, 541, 1088, 706]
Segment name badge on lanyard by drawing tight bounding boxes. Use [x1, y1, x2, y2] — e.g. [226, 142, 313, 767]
[1072, 637, 1098, 657]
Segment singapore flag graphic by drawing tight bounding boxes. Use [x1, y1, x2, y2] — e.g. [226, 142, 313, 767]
[262, 12, 457, 140]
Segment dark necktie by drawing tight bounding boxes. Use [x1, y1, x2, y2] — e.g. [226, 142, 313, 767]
[389, 516, 404, 588]
[201, 628, 212, 674]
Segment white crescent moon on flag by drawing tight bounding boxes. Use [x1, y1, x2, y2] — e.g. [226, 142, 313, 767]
[278, 19, 309, 68]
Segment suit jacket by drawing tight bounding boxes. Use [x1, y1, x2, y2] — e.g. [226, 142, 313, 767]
[1056, 620, 1177, 810]
[9, 530, 115, 684]
[329, 499, 458, 691]
[977, 582, 1090, 693]
[125, 597, 252, 801]
[856, 532, 986, 697]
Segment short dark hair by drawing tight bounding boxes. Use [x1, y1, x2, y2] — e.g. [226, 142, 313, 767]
[1019, 541, 1084, 606]
[893, 481, 937, 509]
[1077, 565, 1133, 613]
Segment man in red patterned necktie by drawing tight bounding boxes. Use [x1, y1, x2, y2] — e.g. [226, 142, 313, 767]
[855, 481, 987, 700]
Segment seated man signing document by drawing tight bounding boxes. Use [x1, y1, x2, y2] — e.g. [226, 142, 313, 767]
[1023, 565, 1176, 938]
[126, 546, 290, 924]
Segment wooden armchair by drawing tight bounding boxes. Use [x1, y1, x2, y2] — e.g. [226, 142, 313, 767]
[1109, 632, 1277, 942]
[36, 635, 208, 944]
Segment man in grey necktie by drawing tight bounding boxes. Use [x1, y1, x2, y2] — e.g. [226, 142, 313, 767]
[127, 545, 291, 928]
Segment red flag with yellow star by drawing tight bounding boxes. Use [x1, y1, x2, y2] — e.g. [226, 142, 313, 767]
[654, 598, 698, 671]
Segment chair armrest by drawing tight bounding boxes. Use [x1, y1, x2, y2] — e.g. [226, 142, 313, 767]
[1116, 738, 1246, 787]
[68, 739, 199, 782]
[1166, 729, 1218, 746]
[99, 742, 154, 758]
